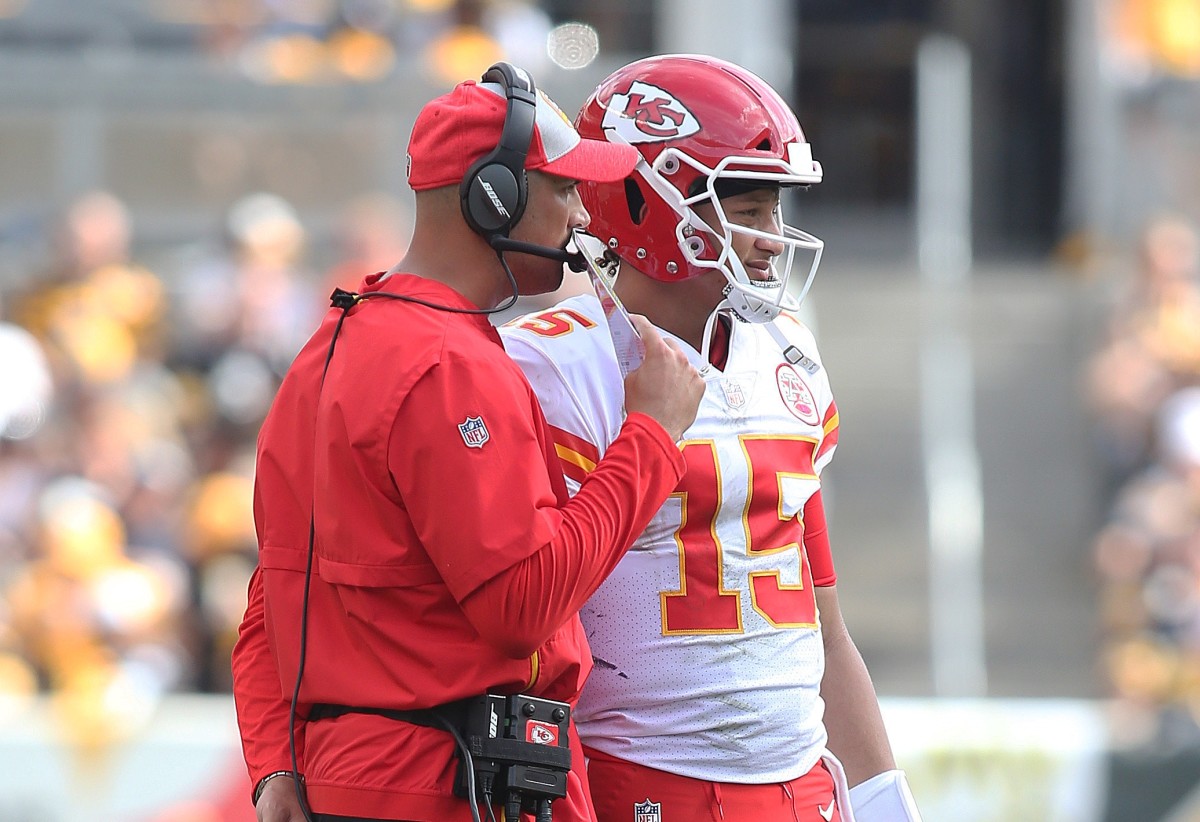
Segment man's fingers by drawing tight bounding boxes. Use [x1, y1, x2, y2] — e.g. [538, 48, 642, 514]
[630, 314, 679, 355]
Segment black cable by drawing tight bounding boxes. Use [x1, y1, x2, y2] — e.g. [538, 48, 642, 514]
[331, 236, 587, 318]
[287, 301, 357, 822]
[371, 247, 522, 316]
[483, 786, 500, 822]
[429, 715, 484, 822]
[289, 516, 316, 822]
[505, 791, 523, 822]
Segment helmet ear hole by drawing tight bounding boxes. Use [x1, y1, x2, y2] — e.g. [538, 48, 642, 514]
[624, 177, 647, 226]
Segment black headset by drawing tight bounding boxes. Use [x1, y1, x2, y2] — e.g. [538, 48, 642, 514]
[459, 61, 538, 240]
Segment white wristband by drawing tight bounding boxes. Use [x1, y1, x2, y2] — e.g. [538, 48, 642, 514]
[848, 769, 922, 822]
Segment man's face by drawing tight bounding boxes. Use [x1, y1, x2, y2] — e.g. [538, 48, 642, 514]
[508, 170, 590, 296]
[694, 187, 785, 279]
[684, 186, 786, 309]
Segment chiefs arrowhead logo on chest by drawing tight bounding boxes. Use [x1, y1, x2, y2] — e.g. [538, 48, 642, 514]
[603, 81, 701, 144]
[775, 364, 820, 425]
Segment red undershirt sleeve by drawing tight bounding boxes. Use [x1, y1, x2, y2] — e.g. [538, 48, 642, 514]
[805, 489, 837, 587]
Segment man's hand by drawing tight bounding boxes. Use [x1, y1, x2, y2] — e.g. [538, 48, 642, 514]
[623, 315, 704, 441]
[255, 775, 307, 822]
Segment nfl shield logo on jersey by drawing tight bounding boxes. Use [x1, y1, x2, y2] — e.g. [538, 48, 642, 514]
[458, 415, 490, 448]
[720, 377, 748, 410]
[634, 799, 661, 822]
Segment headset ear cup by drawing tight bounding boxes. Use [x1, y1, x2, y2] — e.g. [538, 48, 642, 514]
[461, 160, 526, 237]
[459, 61, 536, 242]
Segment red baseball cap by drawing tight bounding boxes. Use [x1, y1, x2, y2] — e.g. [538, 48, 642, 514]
[406, 80, 639, 191]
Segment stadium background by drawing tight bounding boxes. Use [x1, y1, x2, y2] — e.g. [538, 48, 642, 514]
[1, 0, 1199, 819]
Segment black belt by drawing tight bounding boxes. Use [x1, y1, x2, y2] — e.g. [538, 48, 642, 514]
[309, 693, 574, 807]
[307, 697, 572, 771]
[307, 698, 470, 731]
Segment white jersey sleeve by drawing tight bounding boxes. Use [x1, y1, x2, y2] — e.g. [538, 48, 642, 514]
[503, 301, 840, 785]
[500, 294, 627, 490]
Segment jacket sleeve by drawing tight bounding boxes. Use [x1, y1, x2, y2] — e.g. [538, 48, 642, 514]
[230, 563, 305, 792]
[388, 354, 685, 659]
[457, 413, 684, 658]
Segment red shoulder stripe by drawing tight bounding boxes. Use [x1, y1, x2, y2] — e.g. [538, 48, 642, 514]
[815, 400, 839, 463]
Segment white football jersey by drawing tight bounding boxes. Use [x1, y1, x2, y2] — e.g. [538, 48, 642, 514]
[501, 294, 840, 784]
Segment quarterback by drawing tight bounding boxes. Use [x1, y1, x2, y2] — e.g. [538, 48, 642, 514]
[501, 55, 922, 822]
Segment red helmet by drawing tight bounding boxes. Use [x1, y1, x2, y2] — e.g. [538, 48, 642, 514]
[575, 54, 824, 322]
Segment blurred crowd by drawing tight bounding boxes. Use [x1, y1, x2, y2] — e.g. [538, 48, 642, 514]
[1086, 213, 1200, 743]
[0, 188, 409, 752]
[4, 185, 1200, 762]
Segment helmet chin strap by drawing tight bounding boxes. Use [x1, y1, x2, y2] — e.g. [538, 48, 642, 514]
[721, 276, 800, 324]
[698, 304, 727, 373]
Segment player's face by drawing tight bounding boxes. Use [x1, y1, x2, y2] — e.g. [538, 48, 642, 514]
[509, 170, 590, 296]
[696, 187, 786, 280]
[684, 187, 786, 310]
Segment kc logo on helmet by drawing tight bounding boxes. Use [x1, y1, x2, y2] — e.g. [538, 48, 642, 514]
[603, 81, 700, 144]
[458, 415, 490, 448]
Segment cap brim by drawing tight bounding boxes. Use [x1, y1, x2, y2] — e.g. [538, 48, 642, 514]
[538, 139, 639, 183]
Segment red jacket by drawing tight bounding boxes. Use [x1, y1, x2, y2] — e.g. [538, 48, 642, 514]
[231, 274, 685, 820]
